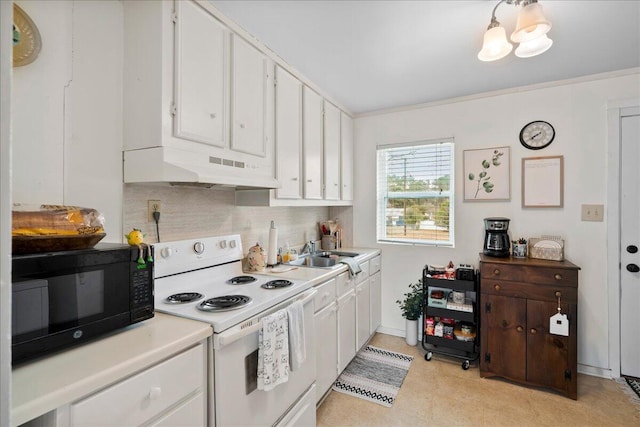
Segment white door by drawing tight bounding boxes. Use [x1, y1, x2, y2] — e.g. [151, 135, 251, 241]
[369, 271, 381, 334]
[337, 289, 356, 373]
[356, 279, 371, 350]
[274, 66, 302, 199]
[314, 302, 337, 402]
[620, 108, 640, 378]
[230, 34, 268, 157]
[340, 112, 354, 200]
[302, 87, 323, 199]
[323, 101, 341, 200]
[174, 0, 228, 147]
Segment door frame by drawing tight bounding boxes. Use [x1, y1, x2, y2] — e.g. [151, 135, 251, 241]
[606, 99, 640, 379]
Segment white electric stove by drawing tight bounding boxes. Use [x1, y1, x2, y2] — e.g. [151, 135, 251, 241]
[152, 235, 317, 427]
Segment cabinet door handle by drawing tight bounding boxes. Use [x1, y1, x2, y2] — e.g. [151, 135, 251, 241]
[493, 269, 500, 276]
[292, 177, 298, 181]
[494, 284, 501, 291]
[149, 387, 162, 400]
[554, 273, 562, 280]
[530, 328, 538, 335]
[516, 326, 524, 332]
[210, 113, 216, 119]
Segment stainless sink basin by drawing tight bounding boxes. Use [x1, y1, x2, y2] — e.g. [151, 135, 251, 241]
[284, 250, 362, 269]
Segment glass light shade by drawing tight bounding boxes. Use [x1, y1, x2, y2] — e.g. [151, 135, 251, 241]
[515, 33, 553, 58]
[478, 26, 513, 62]
[511, 2, 552, 43]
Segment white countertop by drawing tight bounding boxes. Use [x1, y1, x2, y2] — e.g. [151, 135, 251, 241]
[11, 313, 212, 427]
[256, 247, 381, 285]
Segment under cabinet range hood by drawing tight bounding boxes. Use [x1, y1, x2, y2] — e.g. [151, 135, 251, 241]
[124, 147, 280, 189]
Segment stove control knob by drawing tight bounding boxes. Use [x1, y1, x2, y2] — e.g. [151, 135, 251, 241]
[193, 241, 205, 254]
[229, 239, 237, 248]
[220, 240, 227, 249]
[160, 247, 173, 258]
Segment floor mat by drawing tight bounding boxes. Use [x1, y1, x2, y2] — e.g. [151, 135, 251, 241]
[332, 345, 413, 407]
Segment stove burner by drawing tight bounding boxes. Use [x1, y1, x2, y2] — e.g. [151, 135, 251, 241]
[261, 279, 294, 289]
[198, 295, 252, 312]
[165, 292, 204, 304]
[228, 275, 257, 284]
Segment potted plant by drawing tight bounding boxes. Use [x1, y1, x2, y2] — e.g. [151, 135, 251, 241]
[512, 238, 528, 258]
[396, 279, 424, 345]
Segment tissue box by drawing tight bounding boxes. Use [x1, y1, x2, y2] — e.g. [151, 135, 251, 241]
[529, 236, 564, 261]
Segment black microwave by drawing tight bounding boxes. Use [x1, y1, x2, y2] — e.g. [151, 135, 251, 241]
[11, 243, 154, 364]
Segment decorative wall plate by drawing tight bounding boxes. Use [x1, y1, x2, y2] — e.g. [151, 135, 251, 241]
[13, 4, 42, 67]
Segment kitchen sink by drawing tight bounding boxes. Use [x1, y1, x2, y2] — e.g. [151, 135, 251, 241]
[284, 250, 362, 269]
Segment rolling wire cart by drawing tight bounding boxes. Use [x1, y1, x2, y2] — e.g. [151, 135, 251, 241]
[422, 265, 479, 370]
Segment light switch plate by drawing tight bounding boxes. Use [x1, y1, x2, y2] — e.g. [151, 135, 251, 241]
[581, 204, 604, 222]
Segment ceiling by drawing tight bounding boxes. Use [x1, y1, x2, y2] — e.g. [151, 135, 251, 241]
[210, 0, 640, 115]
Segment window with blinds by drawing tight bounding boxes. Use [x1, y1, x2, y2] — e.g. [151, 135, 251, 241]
[376, 139, 454, 246]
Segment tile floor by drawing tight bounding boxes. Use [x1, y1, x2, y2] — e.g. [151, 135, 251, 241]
[316, 333, 640, 426]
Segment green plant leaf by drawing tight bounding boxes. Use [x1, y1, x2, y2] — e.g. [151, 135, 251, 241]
[479, 171, 486, 178]
[482, 160, 490, 168]
[468, 173, 474, 180]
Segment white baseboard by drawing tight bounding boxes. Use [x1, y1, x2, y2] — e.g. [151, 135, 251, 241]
[375, 326, 405, 338]
[578, 364, 612, 379]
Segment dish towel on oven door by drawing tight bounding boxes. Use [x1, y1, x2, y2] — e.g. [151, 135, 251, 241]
[257, 309, 290, 391]
[286, 300, 306, 371]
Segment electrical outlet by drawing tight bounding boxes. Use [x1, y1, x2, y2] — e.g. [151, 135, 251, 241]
[148, 200, 161, 222]
[581, 204, 604, 222]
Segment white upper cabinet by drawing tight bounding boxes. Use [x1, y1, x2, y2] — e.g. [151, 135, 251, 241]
[340, 112, 354, 201]
[230, 34, 272, 158]
[302, 87, 324, 200]
[123, 0, 277, 187]
[323, 102, 341, 200]
[174, 0, 228, 148]
[274, 66, 302, 199]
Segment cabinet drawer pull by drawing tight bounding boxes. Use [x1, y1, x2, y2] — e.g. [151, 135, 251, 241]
[292, 177, 298, 181]
[494, 284, 501, 291]
[554, 273, 562, 280]
[516, 326, 524, 332]
[530, 328, 537, 335]
[493, 269, 500, 276]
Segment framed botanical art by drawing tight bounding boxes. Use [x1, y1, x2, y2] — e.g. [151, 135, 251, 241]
[463, 146, 511, 201]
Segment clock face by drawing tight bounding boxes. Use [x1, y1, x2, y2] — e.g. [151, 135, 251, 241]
[519, 121, 555, 150]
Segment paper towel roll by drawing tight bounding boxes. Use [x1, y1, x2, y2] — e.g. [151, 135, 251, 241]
[267, 220, 278, 265]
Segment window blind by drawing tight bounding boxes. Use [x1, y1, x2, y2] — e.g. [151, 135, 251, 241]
[376, 139, 454, 246]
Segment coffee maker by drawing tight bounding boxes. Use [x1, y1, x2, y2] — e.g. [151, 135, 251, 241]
[483, 217, 511, 257]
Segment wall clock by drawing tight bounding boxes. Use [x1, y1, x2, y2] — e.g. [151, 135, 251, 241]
[519, 120, 555, 150]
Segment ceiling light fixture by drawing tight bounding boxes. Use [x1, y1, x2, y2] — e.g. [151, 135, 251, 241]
[477, 0, 553, 62]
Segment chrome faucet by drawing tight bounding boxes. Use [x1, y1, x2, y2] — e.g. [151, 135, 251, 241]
[301, 240, 316, 255]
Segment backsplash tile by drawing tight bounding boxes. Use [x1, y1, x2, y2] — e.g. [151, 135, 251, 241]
[124, 184, 331, 255]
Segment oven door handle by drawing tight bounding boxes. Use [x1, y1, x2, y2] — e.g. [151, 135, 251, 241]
[213, 288, 317, 349]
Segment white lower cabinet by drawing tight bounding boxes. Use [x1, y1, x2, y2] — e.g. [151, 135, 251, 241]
[369, 271, 381, 335]
[356, 278, 371, 350]
[337, 289, 357, 373]
[314, 302, 338, 402]
[67, 344, 207, 427]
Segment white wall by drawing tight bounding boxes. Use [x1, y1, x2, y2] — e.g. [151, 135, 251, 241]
[12, 0, 123, 241]
[354, 71, 640, 373]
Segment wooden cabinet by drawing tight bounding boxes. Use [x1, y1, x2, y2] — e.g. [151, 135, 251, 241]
[323, 101, 341, 200]
[274, 66, 302, 199]
[479, 255, 580, 399]
[340, 112, 354, 201]
[302, 86, 324, 200]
